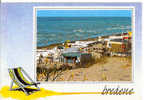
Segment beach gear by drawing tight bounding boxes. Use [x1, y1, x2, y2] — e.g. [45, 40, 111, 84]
[8, 67, 40, 95]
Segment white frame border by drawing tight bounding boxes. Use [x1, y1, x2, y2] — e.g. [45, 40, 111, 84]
[33, 6, 135, 84]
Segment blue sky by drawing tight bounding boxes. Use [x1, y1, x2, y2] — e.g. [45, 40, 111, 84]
[37, 10, 132, 17]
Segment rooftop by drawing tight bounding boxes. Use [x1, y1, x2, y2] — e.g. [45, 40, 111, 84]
[62, 52, 90, 57]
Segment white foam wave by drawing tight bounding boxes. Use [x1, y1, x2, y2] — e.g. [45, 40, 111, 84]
[106, 26, 131, 30]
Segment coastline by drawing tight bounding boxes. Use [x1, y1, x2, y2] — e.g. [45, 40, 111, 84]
[36, 32, 132, 81]
[37, 35, 111, 50]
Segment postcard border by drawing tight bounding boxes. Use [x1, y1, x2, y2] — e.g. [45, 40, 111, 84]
[33, 6, 135, 83]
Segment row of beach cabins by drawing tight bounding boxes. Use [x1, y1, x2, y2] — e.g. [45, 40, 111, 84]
[37, 32, 132, 68]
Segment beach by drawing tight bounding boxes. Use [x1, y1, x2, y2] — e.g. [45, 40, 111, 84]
[37, 36, 107, 50]
[36, 16, 132, 82]
[36, 33, 132, 82]
[54, 56, 132, 81]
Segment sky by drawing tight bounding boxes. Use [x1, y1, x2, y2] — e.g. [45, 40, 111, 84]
[37, 10, 132, 17]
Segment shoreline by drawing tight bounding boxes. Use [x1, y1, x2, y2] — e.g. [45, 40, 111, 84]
[37, 35, 111, 50]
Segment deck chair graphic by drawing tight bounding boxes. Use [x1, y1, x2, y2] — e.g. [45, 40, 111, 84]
[8, 67, 40, 95]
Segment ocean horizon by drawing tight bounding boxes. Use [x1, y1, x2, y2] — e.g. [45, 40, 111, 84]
[37, 17, 131, 47]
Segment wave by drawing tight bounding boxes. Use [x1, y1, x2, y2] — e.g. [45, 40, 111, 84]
[37, 17, 131, 47]
[106, 25, 131, 30]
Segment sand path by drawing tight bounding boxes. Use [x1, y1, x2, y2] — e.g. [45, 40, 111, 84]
[55, 57, 132, 81]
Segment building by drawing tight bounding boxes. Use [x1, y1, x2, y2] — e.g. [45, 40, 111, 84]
[105, 38, 131, 56]
[61, 52, 92, 66]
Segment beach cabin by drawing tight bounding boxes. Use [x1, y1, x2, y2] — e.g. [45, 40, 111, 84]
[103, 32, 132, 56]
[61, 47, 92, 66]
[61, 52, 92, 66]
[106, 38, 130, 56]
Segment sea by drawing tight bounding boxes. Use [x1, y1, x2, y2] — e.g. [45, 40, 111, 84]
[37, 17, 131, 47]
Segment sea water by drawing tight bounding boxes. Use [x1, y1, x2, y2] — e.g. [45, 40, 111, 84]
[37, 17, 131, 47]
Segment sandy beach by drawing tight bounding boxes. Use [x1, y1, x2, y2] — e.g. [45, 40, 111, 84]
[36, 33, 132, 82]
[47, 56, 132, 81]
